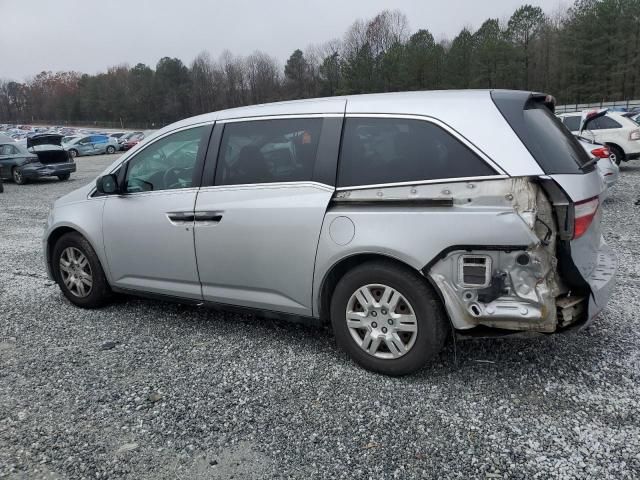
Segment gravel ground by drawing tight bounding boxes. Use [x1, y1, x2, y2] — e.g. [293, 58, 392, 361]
[1, 155, 639, 480]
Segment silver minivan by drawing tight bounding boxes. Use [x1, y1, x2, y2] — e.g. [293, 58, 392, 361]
[43, 90, 616, 375]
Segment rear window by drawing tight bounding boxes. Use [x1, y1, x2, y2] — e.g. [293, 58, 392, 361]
[562, 116, 580, 131]
[492, 91, 591, 174]
[337, 117, 495, 188]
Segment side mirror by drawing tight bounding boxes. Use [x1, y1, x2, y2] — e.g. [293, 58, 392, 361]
[96, 174, 119, 194]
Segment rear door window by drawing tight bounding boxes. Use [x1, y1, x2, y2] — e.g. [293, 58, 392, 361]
[215, 118, 322, 186]
[0, 144, 17, 155]
[590, 116, 622, 130]
[337, 117, 496, 188]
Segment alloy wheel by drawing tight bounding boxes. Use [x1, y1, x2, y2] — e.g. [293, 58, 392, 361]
[59, 247, 93, 298]
[345, 284, 418, 359]
[12, 168, 23, 184]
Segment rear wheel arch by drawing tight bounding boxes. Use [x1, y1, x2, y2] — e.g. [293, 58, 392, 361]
[604, 142, 625, 162]
[318, 253, 448, 325]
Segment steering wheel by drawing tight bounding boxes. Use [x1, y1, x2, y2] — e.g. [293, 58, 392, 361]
[162, 167, 189, 189]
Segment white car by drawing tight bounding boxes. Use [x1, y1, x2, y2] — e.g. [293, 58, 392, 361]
[576, 137, 619, 190]
[558, 111, 640, 164]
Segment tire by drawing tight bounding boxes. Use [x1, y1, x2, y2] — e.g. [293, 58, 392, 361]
[330, 260, 448, 376]
[68, 149, 78, 159]
[52, 232, 111, 308]
[12, 167, 26, 185]
[0, 178, 3, 193]
[106, 145, 116, 154]
[609, 145, 624, 165]
[58, 174, 71, 181]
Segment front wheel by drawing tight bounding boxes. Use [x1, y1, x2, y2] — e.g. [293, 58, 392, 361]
[58, 174, 70, 181]
[330, 261, 448, 376]
[12, 167, 26, 185]
[52, 232, 111, 308]
[106, 145, 116, 154]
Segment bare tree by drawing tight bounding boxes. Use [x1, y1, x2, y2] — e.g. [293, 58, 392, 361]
[246, 51, 281, 104]
[190, 51, 218, 114]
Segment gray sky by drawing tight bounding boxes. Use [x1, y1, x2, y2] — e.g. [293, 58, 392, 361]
[0, 0, 566, 81]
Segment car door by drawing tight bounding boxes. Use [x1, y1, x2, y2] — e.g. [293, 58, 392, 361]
[193, 116, 342, 316]
[95, 135, 108, 154]
[102, 124, 212, 300]
[78, 136, 93, 155]
[0, 144, 10, 177]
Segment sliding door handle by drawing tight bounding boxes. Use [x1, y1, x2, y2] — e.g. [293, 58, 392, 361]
[166, 212, 194, 224]
[194, 211, 223, 224]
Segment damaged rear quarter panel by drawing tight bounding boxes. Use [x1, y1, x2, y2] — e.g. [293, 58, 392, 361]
[314, 178, 560, 330]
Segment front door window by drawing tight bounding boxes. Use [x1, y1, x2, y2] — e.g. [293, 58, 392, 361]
[124, 126, 206, 193]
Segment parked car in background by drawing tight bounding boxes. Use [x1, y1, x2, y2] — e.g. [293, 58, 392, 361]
[43, 90, 616, 375]
[561, 109, 619, 190]
[63, 135, 119, 158]
[576, 137, 619, 190]
[118, 131, 143, 150]
[558, 111, 640, 164]
[0, 134, 75, 184]
[121, 132, 146, 151]
[62, 135, 79, 145]
[109, 132, 125, 139]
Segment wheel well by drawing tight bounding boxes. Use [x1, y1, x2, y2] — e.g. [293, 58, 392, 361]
[604, 142, 625, 159]
[46, 227, 78, 274]
[318, 253, 443, 324]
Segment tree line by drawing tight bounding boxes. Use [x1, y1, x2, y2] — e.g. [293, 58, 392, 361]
[1, 0, 639, 128]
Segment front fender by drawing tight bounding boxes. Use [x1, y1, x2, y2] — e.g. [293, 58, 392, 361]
[43, 197, 109, 282]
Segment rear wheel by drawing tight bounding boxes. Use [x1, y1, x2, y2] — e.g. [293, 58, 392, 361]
[58, 174, 70, 181]
[609, 145, 624, 165]
[330, 261, 448, 376]
[52, 232, 111, 308]
[106, 145, 116, 154]
[12, 167, 26, 185]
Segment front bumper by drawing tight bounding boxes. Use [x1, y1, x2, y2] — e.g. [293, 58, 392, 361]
[19, 162, 76, 179]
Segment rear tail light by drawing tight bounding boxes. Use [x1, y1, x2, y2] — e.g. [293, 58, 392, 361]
[573, 196, 599, 239]
[590, 147, 611, 159]
[630, 129, 640, 141]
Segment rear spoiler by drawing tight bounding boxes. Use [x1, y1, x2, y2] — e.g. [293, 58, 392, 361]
[540, 94, 556, 114]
